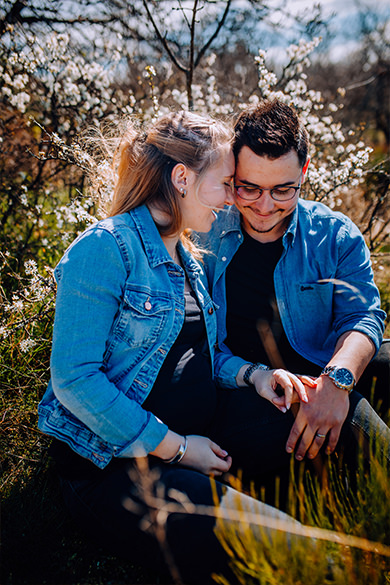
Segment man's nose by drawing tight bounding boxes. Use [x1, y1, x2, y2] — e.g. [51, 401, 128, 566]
[252, 190, 275, 212]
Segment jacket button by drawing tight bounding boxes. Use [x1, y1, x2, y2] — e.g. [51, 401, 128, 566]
[208, 307, 214, 315]
[144, 301, 152, 310]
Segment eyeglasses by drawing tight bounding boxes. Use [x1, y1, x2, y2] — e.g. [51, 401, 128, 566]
[233, 182, 302, 202]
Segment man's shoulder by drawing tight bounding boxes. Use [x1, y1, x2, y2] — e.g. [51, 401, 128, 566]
[298, 199, 354, 226]
[296, 200, 364, 246]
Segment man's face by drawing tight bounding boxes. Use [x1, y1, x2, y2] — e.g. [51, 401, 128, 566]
[234, 146, 303, 243]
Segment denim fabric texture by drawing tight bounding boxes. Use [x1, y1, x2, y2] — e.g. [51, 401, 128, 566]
[38, 205, 219, 468]
[198, 201, 386, 389]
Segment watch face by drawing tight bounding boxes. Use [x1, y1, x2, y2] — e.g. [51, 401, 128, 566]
[335, 368, 354, 386]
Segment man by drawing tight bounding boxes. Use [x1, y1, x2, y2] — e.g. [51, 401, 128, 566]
[199, 99, 389, 491]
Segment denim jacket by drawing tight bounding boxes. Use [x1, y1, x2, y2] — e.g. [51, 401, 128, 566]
[38, 205, 219, 468]
[200, 201, 386, 389]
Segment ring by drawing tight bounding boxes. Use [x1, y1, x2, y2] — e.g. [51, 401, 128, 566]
[316, 432, 326, 438]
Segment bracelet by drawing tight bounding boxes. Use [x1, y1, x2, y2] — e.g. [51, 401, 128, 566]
[243, 362, 270, 386]
[164, 436, 188, 464]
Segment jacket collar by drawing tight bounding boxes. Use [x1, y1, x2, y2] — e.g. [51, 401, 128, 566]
[130, 205, 201, 275]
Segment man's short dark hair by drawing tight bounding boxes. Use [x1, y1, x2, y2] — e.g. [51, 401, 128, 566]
[234, 99, 309, 168]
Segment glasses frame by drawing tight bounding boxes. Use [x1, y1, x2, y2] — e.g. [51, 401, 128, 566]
[233, 181, 302, 202]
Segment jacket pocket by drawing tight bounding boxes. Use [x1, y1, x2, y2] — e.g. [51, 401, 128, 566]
[113, 286, 172, 349]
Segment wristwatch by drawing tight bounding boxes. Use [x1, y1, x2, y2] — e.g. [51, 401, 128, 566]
[243, 362, 270, 386]
[321, 365, 355, 393]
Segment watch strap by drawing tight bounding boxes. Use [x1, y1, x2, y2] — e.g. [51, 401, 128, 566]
[321, 365, 355, 393]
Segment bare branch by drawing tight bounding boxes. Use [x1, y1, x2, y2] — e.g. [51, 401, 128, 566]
[194, 0, 232, 68]
[141, 0, 188, 73]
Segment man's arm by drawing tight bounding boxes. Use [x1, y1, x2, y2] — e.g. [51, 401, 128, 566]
[286, 330, 375, 460]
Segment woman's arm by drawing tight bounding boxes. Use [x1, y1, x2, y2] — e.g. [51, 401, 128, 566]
[50, 226, 167, 457]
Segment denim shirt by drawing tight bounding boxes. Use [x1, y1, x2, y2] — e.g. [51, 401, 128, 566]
[200, 201, 386, 389]
[38, 205, 218, 468]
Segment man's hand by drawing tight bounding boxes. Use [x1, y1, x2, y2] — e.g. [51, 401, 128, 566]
[285, 374, 350, 460]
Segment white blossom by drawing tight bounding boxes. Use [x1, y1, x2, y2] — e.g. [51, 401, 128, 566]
[20, 338, 37, 353]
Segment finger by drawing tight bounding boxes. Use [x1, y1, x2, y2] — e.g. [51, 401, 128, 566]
[213, 456, 232, 474]
[297, 374, 317, 388]
[290, 376, 309, 403]
[294, 427, 316, 461]
[325, 427, 341, 455]
[307, 431, 327, 459]
[272, 395, 288, 413]
[274, 371, 308, 405]
[286, 418, 306, 454]
[272, 372, 294, 410]
[210, 441, 229, 459]
[283, 382, 293, 411]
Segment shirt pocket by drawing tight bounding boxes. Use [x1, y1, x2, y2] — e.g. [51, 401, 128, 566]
[294, 280, 334, 333]
[113, 286, 172, 349]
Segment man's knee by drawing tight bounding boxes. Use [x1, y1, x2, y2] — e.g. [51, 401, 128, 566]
[356, 340, 390, 416]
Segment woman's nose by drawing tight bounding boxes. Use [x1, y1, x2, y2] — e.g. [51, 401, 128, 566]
[225, 191, 235, 206]
[225, 184, 235, 206]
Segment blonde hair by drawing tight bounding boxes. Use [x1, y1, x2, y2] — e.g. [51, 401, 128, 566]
[110, 111, 234, 238]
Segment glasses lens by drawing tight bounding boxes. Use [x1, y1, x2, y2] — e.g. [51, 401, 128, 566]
[271, 187, 298, 201]
[234, 185, 260, 200]
[234, 184, 301, 201]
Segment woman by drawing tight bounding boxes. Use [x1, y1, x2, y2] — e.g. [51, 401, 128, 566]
[38, 111, 308, 584]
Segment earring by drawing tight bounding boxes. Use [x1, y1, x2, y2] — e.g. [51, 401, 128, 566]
[180, 188, 187, 198]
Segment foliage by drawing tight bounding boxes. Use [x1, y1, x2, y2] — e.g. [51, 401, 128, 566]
[214, 448, 390, 585]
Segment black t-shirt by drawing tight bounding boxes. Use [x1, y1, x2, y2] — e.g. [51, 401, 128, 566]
[143, 289, 217, 435]
[225, 230, 320, 376]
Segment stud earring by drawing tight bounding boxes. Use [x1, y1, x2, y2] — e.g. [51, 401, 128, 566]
[180, 188, 187, 198]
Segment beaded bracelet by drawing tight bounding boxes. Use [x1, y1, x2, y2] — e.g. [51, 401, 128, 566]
[164, 436, 188, 464]
[243, 362, 270, 386]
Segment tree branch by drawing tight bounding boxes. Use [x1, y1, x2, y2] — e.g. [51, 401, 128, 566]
[142, 0, 188, 73]
[194, 0, 232, 68]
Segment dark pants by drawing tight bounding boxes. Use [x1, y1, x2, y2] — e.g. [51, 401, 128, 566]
[54, 388, 390, 585]
[355, 339, 390, 418]
[58, 462, 236, 585]
[56, 455, 300, 585]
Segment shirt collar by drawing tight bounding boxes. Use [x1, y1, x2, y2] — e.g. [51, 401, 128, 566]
[283, 202, 299, 247]
[223, 202, 299, 247]
[217, 203, 299, 246]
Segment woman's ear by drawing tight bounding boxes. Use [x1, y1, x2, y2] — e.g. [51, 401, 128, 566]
[171, 163, 187, 192]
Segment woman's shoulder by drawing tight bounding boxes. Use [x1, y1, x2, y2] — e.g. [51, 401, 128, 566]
[58, 212, 140, 271]
[74, 212, 140, 247]
[92, 211, 136, 234]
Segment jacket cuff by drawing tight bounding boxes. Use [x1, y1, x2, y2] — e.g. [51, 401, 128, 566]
[114, 414, 168, 458]
[215, 354, 248, 389]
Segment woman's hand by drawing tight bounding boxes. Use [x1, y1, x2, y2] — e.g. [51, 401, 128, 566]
[151, 430, 232, 476]
[181, 435, 232, 476]
[251, 368, 316, 412]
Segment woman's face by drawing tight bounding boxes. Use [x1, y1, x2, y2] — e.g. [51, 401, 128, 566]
[180, 144, 235, 233]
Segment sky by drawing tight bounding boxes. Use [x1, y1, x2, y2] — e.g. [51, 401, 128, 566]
[267, 0, 390, 60]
